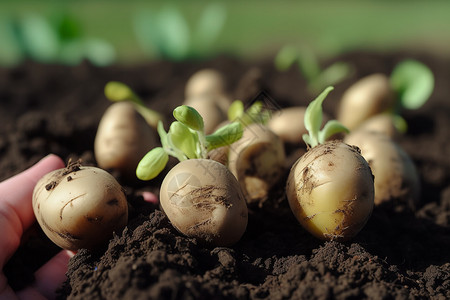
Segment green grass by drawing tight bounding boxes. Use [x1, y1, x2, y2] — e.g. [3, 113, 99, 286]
[2, 0, 450, 63]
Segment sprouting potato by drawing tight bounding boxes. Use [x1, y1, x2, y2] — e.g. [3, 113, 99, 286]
[32, 162, 128, 250]
[183, 96, 229, 134]
[286, 86, 374, 241]
[344, 130, 420, 209]
[228, 123, 286, 204]
[337, 73, 396, 130]
[185, 68, 227, 99]
[160, 159, 248, 246]
[286, 141, 374, 241]
[94, 102, 156, 179]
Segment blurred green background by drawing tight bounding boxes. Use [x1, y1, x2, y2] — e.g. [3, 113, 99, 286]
[1, 0, 450, 66]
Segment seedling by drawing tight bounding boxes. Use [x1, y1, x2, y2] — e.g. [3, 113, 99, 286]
[136, 105, 248, 246]
[32, 161, 128, 250]
[337, 59, 434, 133]
[133, 3, 226, 61]
[275, 45, 353, 94]
[286, 87, 374, 241]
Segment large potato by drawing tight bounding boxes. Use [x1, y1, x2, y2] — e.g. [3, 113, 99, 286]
[160, 159, 248, 246]
[94, 102, 156, 179]
[286, 141, 374, 241]
[32, 164, 128, 250]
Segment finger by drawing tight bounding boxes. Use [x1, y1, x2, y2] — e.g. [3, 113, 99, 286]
[0, 155, 65, 266]
[31, 250, 74, 300]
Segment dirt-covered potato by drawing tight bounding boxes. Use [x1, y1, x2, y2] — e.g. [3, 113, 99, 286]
[94, 102, 156, 179]
[286, 141, 374, 241]
[344, 130, 420, 209]
[32, 163, 128, 250]
[337, 73, 396, 130]
[160, 159, 248, 246]
[228, 123, 285, 204]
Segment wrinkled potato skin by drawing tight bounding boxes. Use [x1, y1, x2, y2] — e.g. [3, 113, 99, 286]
[337, 74, 396, 130]
[228, 123, 285, 204]
[95, 102, 156, 179]
[344, 130, 420, 209]
[286, 141, 374, 241]
[32, 166, 128, 250]
[160, 159, 248, 246]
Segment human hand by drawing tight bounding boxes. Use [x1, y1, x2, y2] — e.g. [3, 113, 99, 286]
[0, 154, 74, 300]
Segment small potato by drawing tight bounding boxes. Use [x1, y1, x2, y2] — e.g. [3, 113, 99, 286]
[228, 123, 285, 204]
[344, 130, 420, 209]
[183, 95, 230, 134]
[160, 159, 248, 246]
[94, 102, 156, 179]
[185, 69, 227, 99]
[32, 163, 128, 250]
[355, 113, 399, 139]
[286, 141, 374, 241]
[337, 74, 396, 130]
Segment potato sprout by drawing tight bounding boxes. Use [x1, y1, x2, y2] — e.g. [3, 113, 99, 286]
[32, 162, 128, 250]
[286, 87, 374, 241]
[136, 105, 247, 246]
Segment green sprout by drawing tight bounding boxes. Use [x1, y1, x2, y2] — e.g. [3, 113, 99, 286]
[275, 45, 353, 94]
[227, 100, 271, 127]
[136, 105, 243, 180]
[390, 59, 434, 111]
[104, 81, 164, 129]
[133, 3, 227, 61]
[303, 86, 349, 148]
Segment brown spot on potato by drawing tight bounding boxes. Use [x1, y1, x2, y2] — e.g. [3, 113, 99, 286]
[45, 181, 57, 191]
[107, 198, 119, 206]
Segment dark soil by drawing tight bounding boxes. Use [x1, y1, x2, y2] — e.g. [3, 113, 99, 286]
[1, 52, 449, 299]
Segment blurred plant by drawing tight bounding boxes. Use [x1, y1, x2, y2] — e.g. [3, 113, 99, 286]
[133, 3, 227, 61]
[0, 12, 116, 67]
[274, 45, 353, 94]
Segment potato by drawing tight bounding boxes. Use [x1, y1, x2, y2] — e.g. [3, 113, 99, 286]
[94, 102, 156, 179]
[185, 68, 227, 99]
[228, 123, 285, 204]
[183, 96, 229, 134]
[160, 159, 248, 246]
[344, 130, 420, 209]
[286, 141, 374, 241]
[337, 73, 396, 130]
[355, 113, 399, 139]
[32, 163, 128, 250]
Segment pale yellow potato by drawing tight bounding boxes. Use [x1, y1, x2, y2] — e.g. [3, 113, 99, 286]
[228, 123, 285, 204]
[337, 74, 396, 130]
[160, 159, 248, 246]
[185, 69, 227, 99]
[355, 113, 399, 139]
[344, 130, 420, 209]
[94, 102, 156, 179]
[286, 141, 374, 241]
[32, 164, 128, 250]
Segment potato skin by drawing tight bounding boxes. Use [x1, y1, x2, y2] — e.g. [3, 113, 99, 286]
[228, 123, 286, 204]
[337, 74, 396, 130]
[286, 141, 374, 241]
[94, 102, 156, 179]
[160, 159, 248, 246]
[268, 107, 307, 144]
[32, 165, 128, 250]
[185, 69, 227, 99]
[344, 130, 420, 209]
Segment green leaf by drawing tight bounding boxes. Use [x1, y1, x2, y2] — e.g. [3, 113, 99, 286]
[104, 81, 134, 102]
[309, 61, 352, 93]
[303, 86, 334, 147]
[168, 121, 198, 159]
[157, 5, 190, 60]
[297, 47, 321, 81]
[228, 100, 244, 121]
[274, 45, 298, 71]
[83, 37, 116, 66]
[173, 105, 204, 131]
[318, 120, 349, 143]
[194, 3, 227, 53]
[206, 122, 243, 150]
[390, 59, 434, 110]
[136, 147, 169, 181]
